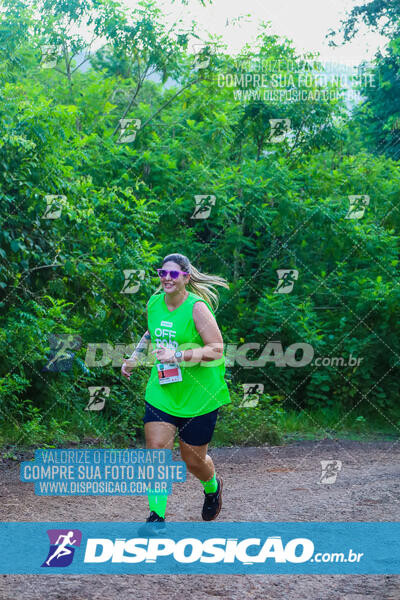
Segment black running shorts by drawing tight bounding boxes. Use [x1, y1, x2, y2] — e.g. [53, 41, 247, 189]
[143, 401, 219, 446]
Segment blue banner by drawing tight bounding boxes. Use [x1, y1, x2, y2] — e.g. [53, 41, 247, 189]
[19, 449, 186, 496]
[0, 522, 398, 574]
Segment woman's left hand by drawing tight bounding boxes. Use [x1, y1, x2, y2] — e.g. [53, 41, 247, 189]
[151, 347, 177, 363]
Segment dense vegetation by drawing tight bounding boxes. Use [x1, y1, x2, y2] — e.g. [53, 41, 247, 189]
[1, 0, 399, 447]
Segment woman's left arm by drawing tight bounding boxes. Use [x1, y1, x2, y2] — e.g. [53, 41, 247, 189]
[186, 301, 224, 363]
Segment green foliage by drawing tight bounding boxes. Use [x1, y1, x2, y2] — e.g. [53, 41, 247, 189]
[213, 388, 283, 446]
[0, 0, 399, 447]
[328, 0, 400, 160]
[327, 0, 400, 45]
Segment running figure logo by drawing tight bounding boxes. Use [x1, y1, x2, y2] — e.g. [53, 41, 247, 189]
[240, 383, 264, 407]
[269, 118, 291, 143]
[121, 269, 145, 294]
[40, 45, 61, 69]
[42, 529, 82, 567]
[42, 194, 66, 219]
[43, 334, 82, 372]
[117, 118, 141, 143]
[191, 195, 216, 219]
[318, 460, 342, 484]
[191, 43, 216, 70]
[274, 269, 298, 294]
[345, 195, 370, 219]
[85, 386, 110, 411]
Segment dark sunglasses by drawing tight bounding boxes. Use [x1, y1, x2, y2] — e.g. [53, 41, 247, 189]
[157, 269, 189, 279]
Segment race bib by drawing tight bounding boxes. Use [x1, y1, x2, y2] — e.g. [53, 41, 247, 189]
[157, 362, 182, 385]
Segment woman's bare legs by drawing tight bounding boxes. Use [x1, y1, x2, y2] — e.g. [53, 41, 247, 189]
[144, 421, 176, 519]
[178, 439, 215, 481]
[144, 421, 176, 450]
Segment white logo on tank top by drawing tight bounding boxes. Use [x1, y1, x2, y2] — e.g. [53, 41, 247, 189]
[155, 326, 178, 349]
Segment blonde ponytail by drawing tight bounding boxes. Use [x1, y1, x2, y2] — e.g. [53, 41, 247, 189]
[155, 253, 229, 312]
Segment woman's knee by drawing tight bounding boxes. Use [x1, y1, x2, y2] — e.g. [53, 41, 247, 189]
[146, 440, 167, 449]
[180, 448, 207, 469]
[144, 422, 175, 449]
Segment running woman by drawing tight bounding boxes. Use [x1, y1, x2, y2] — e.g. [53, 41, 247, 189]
[121, 253, 231, 531]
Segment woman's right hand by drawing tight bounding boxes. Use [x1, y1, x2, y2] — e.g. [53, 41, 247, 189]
[121, 356, 138, 380]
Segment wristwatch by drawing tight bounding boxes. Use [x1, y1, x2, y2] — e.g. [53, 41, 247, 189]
[174, 350, 183, 363]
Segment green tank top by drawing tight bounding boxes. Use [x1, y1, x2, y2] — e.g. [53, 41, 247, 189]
[144, 290, 231, 417]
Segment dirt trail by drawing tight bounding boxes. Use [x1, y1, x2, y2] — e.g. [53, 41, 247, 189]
[0, 439, 399, 600]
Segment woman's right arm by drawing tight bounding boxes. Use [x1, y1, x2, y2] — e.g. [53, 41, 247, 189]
[121, 306, 151, 379]
[121, 330, 151, 379]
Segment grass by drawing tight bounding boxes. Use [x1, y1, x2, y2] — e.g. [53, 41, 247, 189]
[0, 393, 398, 449]
[276, 407, 400, 442]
